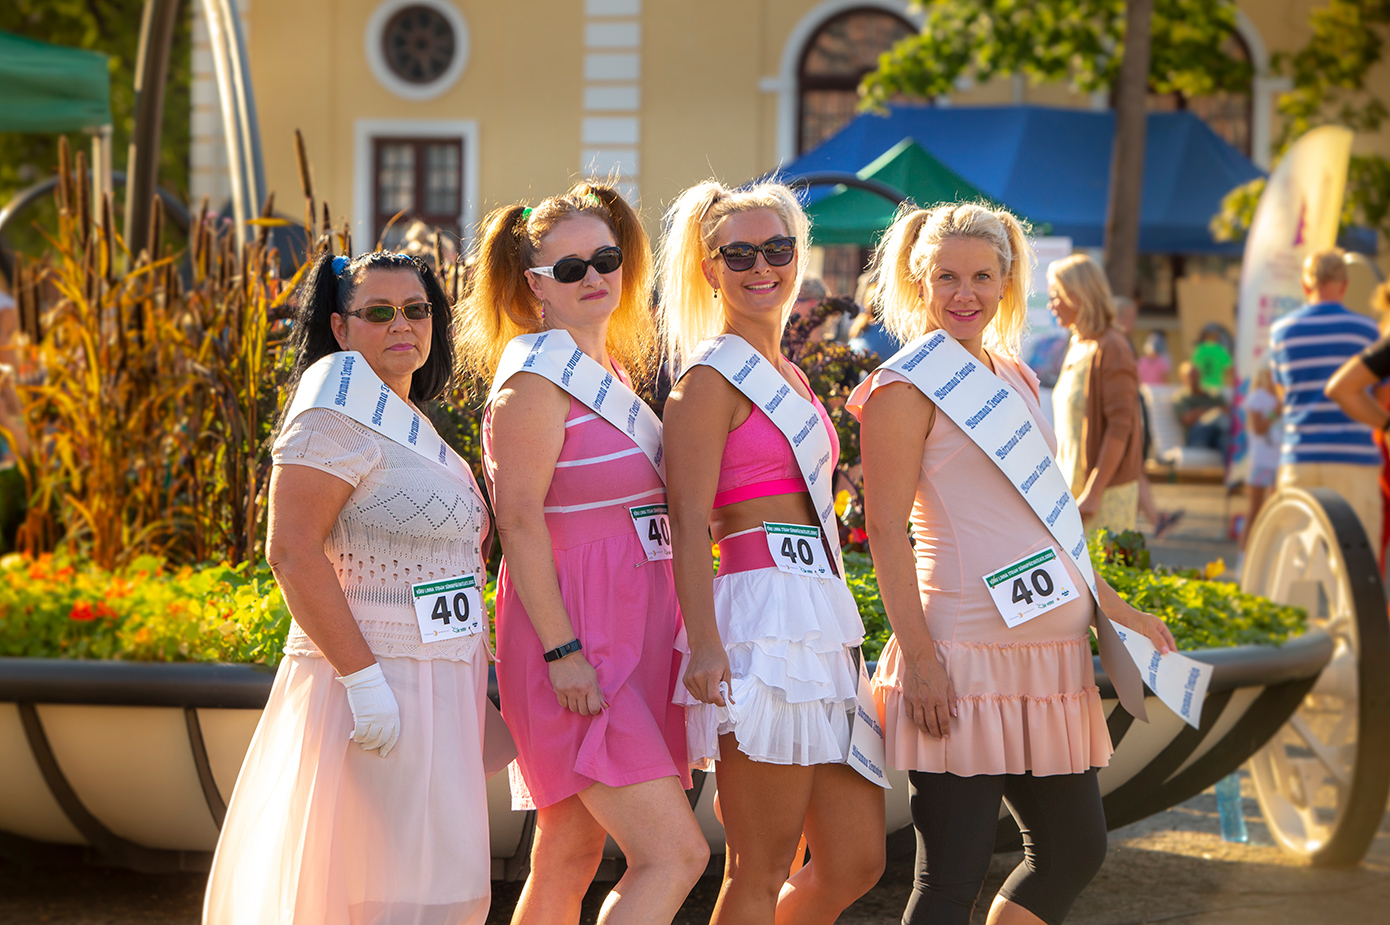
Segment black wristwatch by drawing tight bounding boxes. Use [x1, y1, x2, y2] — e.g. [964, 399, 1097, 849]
[543, 638, 583, 662]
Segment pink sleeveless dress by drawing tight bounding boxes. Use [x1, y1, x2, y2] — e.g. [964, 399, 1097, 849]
[847, 352, 1111, 777]
[483, 377, 690, 810]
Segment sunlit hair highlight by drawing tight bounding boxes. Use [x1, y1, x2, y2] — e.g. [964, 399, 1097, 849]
[869, 202, 1033, 356]
[454, 180, 656, 390]
[657, 179, 810, 372]
[1048, 253, 1115, 340]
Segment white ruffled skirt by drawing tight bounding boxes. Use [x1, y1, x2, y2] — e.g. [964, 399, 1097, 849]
[202, 651, 490, 925]
[677, 566, 864, 768]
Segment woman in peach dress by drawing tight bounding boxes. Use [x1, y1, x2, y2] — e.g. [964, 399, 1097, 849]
[850, 204, 1174, 925]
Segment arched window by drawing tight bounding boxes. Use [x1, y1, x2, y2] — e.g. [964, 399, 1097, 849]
[798, 8, 916, 154]
[1147, 31, 1253, 157]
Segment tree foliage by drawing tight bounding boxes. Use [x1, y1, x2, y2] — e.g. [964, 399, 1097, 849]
[1214, 1, 1390, 244]
[860, 0, 1251, 110]
[0, 1, 191, 255]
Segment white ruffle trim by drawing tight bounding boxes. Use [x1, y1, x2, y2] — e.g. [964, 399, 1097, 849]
[677, 567, 864, 768]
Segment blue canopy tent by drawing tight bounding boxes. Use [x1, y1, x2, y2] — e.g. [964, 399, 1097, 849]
[776, 105, 1264, 254]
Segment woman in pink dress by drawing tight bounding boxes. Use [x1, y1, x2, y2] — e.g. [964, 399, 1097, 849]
[658, 180, 885, 925]
[457, 181, 706, 925]
[850, 204, 1175, 925]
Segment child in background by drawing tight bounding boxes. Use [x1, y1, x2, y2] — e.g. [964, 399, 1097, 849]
[1137, 331, 1171, 385]
[1243, 364, 1281, 549]
[1192, 324, 1235, 394]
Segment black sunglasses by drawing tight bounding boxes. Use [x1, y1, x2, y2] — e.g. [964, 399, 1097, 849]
[342, 302, 433, 324]
[710, 236, 796, 272]
[531, 245, 624, 284]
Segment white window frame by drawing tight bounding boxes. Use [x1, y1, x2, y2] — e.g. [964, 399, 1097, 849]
[365, 0, 471, 101]
[353, 119, 479, 252]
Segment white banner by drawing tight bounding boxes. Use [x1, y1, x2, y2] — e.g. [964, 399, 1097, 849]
[284, 351, 479, 492]
[878, 331, 1150, 722]
[1231, 126, 1353, 471]
[489, 330, 666, 482]
[1235, 126, 1351, 379]
[687, 334, 842, 574]
[1112, 624, 1213, 729]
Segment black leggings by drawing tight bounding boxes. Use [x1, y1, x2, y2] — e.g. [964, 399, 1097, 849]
[902, 769, 1107, 925]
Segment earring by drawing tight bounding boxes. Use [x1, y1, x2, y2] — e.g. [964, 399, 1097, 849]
[713, 288, 720, 299]
[540, 301, 546, 326]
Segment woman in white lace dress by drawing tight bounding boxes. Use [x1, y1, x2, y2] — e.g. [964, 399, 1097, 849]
[203, 252, 495, 925]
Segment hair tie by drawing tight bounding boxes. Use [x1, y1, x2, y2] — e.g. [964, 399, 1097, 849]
[583, 192, 602, 207]
[520, 207, 533, 220]
[331, 255, 350, 277]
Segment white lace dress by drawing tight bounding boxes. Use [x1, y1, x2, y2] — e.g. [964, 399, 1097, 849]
[203, 408, 492, 925]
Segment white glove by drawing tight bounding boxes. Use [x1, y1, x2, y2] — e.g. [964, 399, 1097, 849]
[337, 662, 400, 757]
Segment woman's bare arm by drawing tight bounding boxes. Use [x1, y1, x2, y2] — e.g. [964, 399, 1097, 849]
[1326, 355, 1389, 431]
[861, 380, 956, 737]
[663, 366, 741, 706]
[489, 373, 606, 716]
[266, 465, 373, 676]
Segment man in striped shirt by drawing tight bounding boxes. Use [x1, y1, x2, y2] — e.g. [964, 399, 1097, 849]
[1269, 248, 1383, 555]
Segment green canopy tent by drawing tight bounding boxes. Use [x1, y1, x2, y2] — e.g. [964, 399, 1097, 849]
[806, 137, 1008, 246]
[0, 30, 112, 133]
[0, 30, 113, 210]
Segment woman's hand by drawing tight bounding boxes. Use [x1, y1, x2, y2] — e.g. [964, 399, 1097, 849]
[683, 641, 733, 707]
[901, 651, 957, 739]
[1100, 582, 1178, 655]
[1076, 483, 1102, 520]
[337, 662, 402, 757]
[549, 653, 607, 716]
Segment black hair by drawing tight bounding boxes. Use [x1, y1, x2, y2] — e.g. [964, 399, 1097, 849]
[283, 251, 456, 415]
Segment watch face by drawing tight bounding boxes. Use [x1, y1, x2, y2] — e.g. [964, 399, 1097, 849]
[382, 5, 456, 85]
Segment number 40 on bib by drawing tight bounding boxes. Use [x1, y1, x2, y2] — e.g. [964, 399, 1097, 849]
[982, 547, 1077, 629]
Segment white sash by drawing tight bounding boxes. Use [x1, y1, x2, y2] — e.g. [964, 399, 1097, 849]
[686, 334, 843, 575]
[879, 331, 1148, 721]
[284, 351, 480, 494]
[488, 330, 666, 483]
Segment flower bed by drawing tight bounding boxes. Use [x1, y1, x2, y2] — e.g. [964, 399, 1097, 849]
[0, 532, 1303, 664]
[0, 553, 290, 663]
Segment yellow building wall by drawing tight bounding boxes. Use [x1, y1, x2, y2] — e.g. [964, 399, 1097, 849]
[250, 0, 588, 244]
[242, 0, 1390, 259]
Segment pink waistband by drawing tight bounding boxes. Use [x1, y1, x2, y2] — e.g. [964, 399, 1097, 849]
[715, 528, 776, 576]
[712, 477, 807, 509]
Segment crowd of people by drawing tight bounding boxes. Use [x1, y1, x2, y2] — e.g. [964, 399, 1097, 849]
[10, 178, 1390, 925]
[181, 180, 1186, 925]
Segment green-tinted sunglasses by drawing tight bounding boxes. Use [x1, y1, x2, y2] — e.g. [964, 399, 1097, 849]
[342, 302, 433, 324]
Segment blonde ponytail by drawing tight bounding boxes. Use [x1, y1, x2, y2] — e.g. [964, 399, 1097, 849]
[869, 202, 1033, 356]
[657, 179, 811, 373]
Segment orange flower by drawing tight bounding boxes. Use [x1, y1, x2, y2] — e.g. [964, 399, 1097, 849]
[69, 601, 96, 622]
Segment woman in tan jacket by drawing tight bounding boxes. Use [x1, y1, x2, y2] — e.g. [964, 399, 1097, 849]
[1048, 254, 1144, 533]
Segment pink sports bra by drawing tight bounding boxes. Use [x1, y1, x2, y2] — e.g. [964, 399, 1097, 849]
[712, 365, 840, 508]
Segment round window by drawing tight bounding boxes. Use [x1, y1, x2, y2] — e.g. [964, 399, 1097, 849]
[382, 5, 456, 85]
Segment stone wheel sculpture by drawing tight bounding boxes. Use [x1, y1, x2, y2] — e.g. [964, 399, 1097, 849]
[1242, 487, 1390, 866]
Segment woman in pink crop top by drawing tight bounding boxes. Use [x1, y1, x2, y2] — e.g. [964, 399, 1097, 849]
[851, 204, 1175, 925]
[658, 179, 884, 925]
[456, 183, 706, 925]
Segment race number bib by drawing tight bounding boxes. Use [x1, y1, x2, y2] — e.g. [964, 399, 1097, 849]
[982, 547, 1079, 629]
[630, 504, 673, 561]
[764, 523, 833, 578]
[412, 574, 485, 643]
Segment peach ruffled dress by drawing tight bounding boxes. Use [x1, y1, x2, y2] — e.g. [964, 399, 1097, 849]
[847, 352, 1111, 777]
